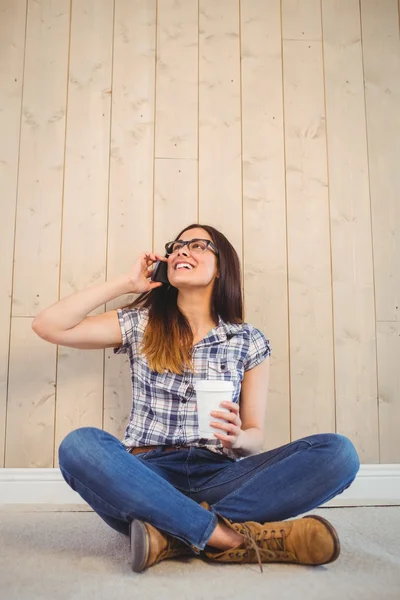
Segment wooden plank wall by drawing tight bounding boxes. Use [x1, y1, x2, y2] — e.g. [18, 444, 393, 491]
[1, 0, 399, 468]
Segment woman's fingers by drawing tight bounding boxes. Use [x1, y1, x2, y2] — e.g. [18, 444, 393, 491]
[210, 421, 239, 434]
[220, 401, 239, 412]
[143, 252, 168, 262]
[210, 410, 234, 422]
[210, 410, 241, 425]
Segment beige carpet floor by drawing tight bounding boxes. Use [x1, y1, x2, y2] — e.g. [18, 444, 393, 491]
[0, 506, 399, 600]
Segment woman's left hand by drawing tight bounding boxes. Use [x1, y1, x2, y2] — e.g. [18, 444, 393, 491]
[210, 401, 243, 450]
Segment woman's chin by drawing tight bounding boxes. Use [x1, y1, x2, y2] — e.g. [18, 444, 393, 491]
[172, 281, 195, 289]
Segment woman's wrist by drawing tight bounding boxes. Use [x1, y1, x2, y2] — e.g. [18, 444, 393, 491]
[233, 428, 263, 457]
[113, 274, 135, 296]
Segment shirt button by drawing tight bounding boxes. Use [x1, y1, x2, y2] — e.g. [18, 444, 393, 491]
[181, 398, 187, 404]
[187, 384, 194, 393]
[220, 364, 226, 371]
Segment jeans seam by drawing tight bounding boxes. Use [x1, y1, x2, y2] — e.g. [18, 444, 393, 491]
[212, 467, 271, 509]
[197, 512, 218, 550]
[191, 443, 309, 494]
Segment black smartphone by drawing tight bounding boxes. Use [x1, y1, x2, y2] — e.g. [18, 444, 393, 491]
[151, 260, 169, 284]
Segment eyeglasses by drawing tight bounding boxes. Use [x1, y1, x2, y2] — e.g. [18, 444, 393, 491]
[165, 238, 219, 256]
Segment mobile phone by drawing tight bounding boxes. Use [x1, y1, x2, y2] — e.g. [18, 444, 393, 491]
[151, 260, 169, 284]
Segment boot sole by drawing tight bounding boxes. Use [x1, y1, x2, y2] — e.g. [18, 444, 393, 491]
[130, 520, 149, 573]
[304, 515, 341, 564]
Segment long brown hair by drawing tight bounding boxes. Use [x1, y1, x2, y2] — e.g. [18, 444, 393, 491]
[120, 224, 243, 374]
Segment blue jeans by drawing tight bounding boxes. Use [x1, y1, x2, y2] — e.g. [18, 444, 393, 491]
[58, 427, 360, 552]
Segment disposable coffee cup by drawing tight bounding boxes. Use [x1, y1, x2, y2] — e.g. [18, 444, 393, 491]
[194, 380, 234, 438]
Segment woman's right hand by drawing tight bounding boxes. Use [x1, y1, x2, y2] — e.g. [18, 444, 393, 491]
[126, 252, 169, 294]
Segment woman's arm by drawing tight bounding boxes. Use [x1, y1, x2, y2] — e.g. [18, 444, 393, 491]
[234, 357, 270, 456]
[32, 275, 132, 333]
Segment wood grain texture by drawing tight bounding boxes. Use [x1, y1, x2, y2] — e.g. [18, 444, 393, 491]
[282, 4, 336, 440]
[377, 322, 400, 462]
[6, 318, 56, 467]
[198, 0, 243, 257]
[361, 0, 400, 322]
[155, 0, 198, 159]
[361, 0, 400, 462]
[323, 0, 379, 462]
[7, 0, 70, 467]
[104, 0, 157, 440]
[241, 0, 290, 451]
[54, 0, 114, 465]
[0, 0, 27, 467]
[12, 0, 69, 318]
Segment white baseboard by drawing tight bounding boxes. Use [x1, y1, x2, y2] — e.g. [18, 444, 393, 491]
[0, 465, 399, 510]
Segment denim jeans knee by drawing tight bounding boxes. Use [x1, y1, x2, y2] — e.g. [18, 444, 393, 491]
[328, 433, 361, 484]
[58, 426, 101, 473]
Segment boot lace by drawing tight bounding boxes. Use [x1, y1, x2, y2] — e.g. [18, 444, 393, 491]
[233, 523, 289, 573]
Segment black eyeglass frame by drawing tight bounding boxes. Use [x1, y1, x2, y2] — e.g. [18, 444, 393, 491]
[164, 238, 219, 257]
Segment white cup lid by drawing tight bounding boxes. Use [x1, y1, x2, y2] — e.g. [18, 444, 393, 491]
[194, 380, 234, 391]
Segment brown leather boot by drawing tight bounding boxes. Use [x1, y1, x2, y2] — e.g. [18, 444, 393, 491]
[129, 520, 195, 572]
[201, 502, 340, 572]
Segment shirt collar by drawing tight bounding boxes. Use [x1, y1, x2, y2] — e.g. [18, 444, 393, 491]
[196, 314, 243, 346]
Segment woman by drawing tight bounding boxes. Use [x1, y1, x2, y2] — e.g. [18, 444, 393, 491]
[33, 223, 360, 573]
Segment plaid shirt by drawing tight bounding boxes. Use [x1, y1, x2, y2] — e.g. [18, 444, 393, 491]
[114, 307, 271, 460]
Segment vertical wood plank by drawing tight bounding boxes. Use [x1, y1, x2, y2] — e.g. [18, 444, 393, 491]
[104, 0, 157, 439]
[0, 0, 27, 467]
[282, 2, 336, 439]
[362, 0, 400, 322]
[54, 0, 114, 465]
[5, 0, 70, 467]
[240, 0, 290, 450]
[6, 319, 56, 467]
[12, 0, 70, 317]
[361, 0, 400, 463]
[155, 0, 198, 159]
[198, 0, 242, 257]
[322, 0, 379, 462]
[377, 322, 400, 462]
[153, 0, 198, 255]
